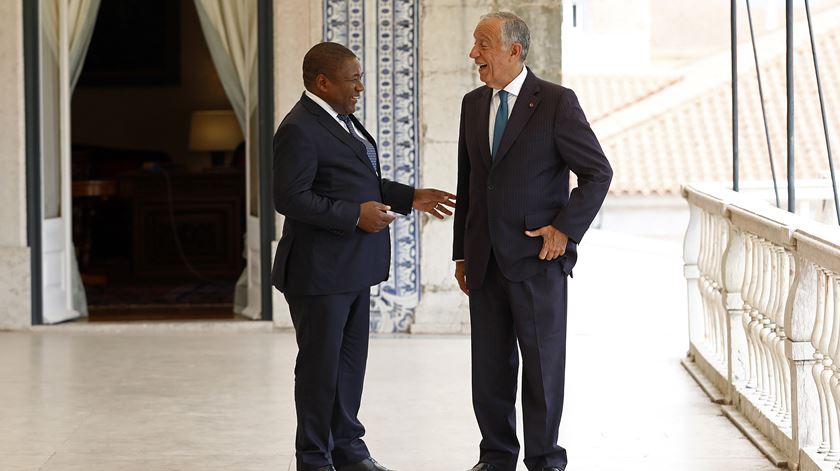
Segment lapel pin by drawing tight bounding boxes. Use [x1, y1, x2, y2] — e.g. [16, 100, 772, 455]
[529, 101, 535, 108]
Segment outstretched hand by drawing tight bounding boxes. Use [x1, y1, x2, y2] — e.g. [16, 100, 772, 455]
[413, 189, 456, 219]
[525, 225, 569, 261]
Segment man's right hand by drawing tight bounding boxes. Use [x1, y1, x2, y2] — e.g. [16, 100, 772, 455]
[455, 260, 469, 296]
[358, 201, 397, 233]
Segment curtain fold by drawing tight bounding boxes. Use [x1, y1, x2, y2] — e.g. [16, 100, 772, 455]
[194, 0, 258, 316]
[193, 0, 258, 132]
[41, 0, 103, 319]
[42, 0, 102, 90]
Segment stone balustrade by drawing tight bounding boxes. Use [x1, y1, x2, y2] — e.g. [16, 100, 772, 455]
[683, 184, 840, 471]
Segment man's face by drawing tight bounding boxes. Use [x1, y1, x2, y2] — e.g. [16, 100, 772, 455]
[469, 18, 521, 89]
[319, 58, 364, 115]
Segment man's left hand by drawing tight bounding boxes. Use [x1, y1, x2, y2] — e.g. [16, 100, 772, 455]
[413, 188, 456, 219]
[525, 225, 569, 261]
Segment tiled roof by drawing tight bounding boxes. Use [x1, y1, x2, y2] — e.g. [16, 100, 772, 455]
[562, 74, 683, 123]
[570, 21, 840, 196]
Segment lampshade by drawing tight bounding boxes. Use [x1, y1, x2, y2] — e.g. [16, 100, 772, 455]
[189, 110, 243, 151]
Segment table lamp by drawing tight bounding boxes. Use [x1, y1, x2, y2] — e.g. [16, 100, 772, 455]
[189, 110, 243, 166]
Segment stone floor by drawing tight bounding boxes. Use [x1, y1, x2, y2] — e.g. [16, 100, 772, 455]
[0, 231, 777, 470]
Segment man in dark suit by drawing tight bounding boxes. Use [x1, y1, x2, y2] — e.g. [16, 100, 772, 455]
[453, 12, 613, 471]
[272, 42, 455, 471]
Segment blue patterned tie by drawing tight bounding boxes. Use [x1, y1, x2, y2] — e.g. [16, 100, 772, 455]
[337, 114, 378, 172]
[492, 90, 509, 160]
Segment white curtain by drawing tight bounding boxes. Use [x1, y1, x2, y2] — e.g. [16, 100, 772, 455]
[193, 0, 258, 131]
[41, 0, 102, 318]
[194, 0, 258, 316]
[42, 0, 102, 90]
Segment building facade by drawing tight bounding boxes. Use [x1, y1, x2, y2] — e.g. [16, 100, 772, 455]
[0, 0, 563, 332]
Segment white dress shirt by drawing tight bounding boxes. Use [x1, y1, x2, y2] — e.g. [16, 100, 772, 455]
[488, 66, 528, 149]
[305, 90, 364, 137]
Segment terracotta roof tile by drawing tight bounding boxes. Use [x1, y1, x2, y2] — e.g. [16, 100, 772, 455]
[562, 74, 683, 123]
[570, 25, 840, 196]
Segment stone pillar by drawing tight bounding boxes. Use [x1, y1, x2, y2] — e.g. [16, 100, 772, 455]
[494, 0, 563, 84]
[0, 0, 31, 330]
[271, 0, 323, 329]
[412, 0, 564, 334]
[412, 0, 485, 334]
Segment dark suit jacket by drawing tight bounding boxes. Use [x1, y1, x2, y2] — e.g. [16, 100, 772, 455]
[272, 93, 414, 295]
[452, 69, 613, 289]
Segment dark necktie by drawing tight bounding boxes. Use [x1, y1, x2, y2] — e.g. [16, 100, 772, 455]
[492, 90, 509, 160]
[337, 114, 378, 172]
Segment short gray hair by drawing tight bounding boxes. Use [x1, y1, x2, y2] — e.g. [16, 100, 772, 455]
[481, 11, 530, 62]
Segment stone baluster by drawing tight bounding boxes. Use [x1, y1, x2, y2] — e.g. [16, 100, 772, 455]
[761, 242, 780, 410]
[777, 250, 793, 424]
[831, 276, 840, 470]
[684, 203, 703, 354]
[718, 217, 730, 364]
[723, 224, 747, 397]
[818, 269, 836, 456]
[766, 247, 783, 416]
[712, 215, 726, 363]
[755, 240, 772, 400]
[825, 275, 840, 461]
[743, 234, 758, 389]
[708, 214, 723, 360]
[699, 212, 712, 351]
[748, 236, 764, 394]
[788, 259, 820, 469]
[813, 268, 831, 454]
[761, 242, 777, 407]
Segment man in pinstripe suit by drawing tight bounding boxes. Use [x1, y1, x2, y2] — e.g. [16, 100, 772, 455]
[452, 12, 613, 471]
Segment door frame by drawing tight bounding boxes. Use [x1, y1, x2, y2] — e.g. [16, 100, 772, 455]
[257, 0, 275, 321]
[23, 0, 276, 325]
[24, 0, 43, 326]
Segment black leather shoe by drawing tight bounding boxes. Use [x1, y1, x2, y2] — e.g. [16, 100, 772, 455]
[336, 457, 393, 471]
[305, 467, 335, 471]
[467, 464, 498, 471]
[542, 468, 563, 471]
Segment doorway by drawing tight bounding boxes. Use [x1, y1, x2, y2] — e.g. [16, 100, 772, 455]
[27, 0, 274, 324]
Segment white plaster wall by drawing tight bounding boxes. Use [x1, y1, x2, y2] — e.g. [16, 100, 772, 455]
[0, 248, 31, 330]
[0, 0, 27, 248]
[0, 0, 31, 330]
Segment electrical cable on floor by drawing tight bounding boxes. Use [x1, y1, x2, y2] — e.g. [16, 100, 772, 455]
[157, 165, 234, 286]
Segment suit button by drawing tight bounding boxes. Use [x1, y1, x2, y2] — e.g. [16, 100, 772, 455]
[487, 184, 495, 191]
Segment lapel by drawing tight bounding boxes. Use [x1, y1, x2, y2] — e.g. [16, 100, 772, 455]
[300, 93, 379, 177]
[492, 68, 541, 168]
[476, 87, 493, 172]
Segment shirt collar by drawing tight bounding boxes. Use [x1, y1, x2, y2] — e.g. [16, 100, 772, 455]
[305, 90, 343, 121]
[495, 66, 528, 98]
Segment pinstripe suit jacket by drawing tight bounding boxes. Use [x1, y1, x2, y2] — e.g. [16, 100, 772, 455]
[452, 69, 613, 289]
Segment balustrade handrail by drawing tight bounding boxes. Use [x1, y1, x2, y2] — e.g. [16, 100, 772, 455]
[683, 183, 840, 470]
